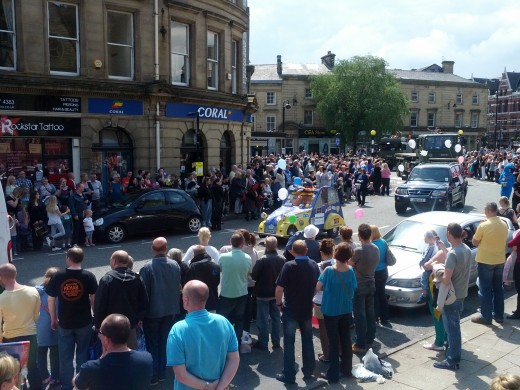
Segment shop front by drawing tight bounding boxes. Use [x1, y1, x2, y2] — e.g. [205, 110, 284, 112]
[298, 128, 338, 155]
[250, 132, 294, 156]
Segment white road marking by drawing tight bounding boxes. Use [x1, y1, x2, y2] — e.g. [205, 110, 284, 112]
[96, 245, 121, 250]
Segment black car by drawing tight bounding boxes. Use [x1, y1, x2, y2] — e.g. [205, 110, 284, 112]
[93, 189, 202, 243]
[394, 163, 467, 214]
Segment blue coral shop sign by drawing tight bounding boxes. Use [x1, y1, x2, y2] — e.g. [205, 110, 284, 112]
[166, 103, 250, 122]
[88, 98, 143, 115]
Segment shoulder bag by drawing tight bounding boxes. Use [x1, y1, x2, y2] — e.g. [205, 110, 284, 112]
[386, 244, 397, 266]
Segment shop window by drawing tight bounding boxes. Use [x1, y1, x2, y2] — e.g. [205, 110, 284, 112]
[171, 21, 189, 85]
[0, 0, 15, 70]
[107, 10, 134, 79]
[48, 1, 79, 75]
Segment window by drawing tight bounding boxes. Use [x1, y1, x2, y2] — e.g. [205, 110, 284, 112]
[427, 112, 436, 127]
[0, 0, 15, 70]
[171, 22, 189, 85]
[107, 11, 133, 79]
[428, 92, 436, 103]
[410, 111, 418, 127]
[266, 92, 275, 105]
[48, 1, 79, 75]
[266, 115, 276, 131]
[472, 95, 479, 105]
[471, 113, 479, 128]
[207, 31, 219, 90]
[455, 113, 463, 128]
[305, 88, 312, 98]
[456, 94, 463, 104]
[231, 40, 238, 94]
[411, 92, 418, 102]
[251, 114, 256, 132]
[303, 110, 313, 125]
[139, 192, 165, 209]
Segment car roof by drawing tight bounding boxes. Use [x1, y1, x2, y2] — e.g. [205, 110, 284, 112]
[415, 163, 458, 168]
[405, 211, 483, 225]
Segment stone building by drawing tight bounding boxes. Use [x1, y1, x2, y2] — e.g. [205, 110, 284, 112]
[0, 0, 253, 189]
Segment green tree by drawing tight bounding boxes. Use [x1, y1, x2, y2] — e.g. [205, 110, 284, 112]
[311, 55, 408, 153]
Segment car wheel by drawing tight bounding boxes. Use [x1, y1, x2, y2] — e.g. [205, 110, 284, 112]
[327, 227, 339, 238]
[287, 226, 298, 236]
[395, 203, 407, 214]
[107, 224, 126, 243]
[186, 216, 202, 234]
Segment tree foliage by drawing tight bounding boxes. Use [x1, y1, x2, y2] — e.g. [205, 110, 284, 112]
[311, 55, 408, 151]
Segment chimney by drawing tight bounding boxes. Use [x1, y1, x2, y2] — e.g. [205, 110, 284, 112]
[442, 60, 454, 74]
[277, 55, 282, 76]
[321, 51, 336, 70]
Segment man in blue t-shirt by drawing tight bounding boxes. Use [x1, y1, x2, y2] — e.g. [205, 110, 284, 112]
[167, 280, 239, 390]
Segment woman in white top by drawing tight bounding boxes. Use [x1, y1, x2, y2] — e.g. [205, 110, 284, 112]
[182, 227, 220, 265]
[46, 195, 66, 251]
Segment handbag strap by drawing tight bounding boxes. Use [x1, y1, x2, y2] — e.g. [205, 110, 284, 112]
[332, 267, 351, 296]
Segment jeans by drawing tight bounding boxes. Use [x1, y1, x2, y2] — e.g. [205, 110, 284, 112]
[4, 334, 42, 390]
[37, 345, 59, 381]
[256, 299, 281, 348]
[381, 178, 390, 195]
[58, 324, 92, 390]
[324, 314, 353, 382]
[477, 263, 505, 322]
[243, 287, 255, 333]
[352, 281, 376, 348]
[420, 270, 432, 290]
[356, 188, 367, 205]
[442, 299, 464, 365]
[201, 199, 212, 227]
[50, 222, 65, 241]
[281, 310, 315, 380]
[143, 315, 175, 383]
[514, 262, 520, 312]
[218, 295, 247, 345]
[374, 268, 389, 322]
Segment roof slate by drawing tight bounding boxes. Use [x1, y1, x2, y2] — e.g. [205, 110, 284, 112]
[250, 63, 329, 82]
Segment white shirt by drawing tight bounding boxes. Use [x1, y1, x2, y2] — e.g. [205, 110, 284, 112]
[182, 245, 220, 265]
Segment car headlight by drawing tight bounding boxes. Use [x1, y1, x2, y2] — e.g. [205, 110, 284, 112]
[395, 188, 408, 195]
[94, 218, 104, 226]
[431, 190, 447, 197]
[386, 278, 421, 288]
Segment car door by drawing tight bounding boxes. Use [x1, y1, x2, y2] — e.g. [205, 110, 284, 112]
[462, 222, 478, 285]
[165, 191, 191, 230]
[450, 166, 462, 203]
[127, 191, 168, 235]
[311, 189, 326, 228]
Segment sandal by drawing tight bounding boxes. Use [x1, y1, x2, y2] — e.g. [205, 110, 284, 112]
[318, 354, 329, 363]
[422, 343, 444, 351]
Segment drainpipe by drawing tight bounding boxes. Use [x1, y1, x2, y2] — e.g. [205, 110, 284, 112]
[153, 0, 159, 80]
[156, 102, 161, 170]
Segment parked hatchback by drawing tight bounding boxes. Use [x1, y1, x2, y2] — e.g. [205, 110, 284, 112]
[94, 189, 202, 243]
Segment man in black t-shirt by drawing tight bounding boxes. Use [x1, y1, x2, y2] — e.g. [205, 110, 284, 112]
[47, 247, 98, 390]
[185, 246, 220, 312]
[73, 314, 152, 390]
[275, 240, 320, 384]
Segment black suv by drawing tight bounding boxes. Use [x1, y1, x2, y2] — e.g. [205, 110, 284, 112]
[394, 163, 467, 214]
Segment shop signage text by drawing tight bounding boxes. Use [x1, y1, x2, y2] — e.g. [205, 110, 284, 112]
[0, 115, 81, 137]
[0, 93, 80, 113]
[299, 128, 336, 138]
[165, 103, 252, 123]
[88, 98, 144, 116]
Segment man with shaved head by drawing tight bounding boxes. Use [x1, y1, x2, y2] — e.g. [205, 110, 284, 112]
[185, 246, 220, 312]
[94, 250, 148, 349]
[167, 281, 239, 390]
[0, 263, 42, 389]
[140, 237, 181, 385]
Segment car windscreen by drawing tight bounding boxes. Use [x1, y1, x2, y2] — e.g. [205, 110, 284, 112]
[408, 167, 450, 182]
[116, 192, 144, 207]
[383, 220, 448, 252]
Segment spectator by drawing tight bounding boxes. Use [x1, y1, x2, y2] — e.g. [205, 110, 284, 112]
[27, 190, 47, 251]
[283, 224, 321, 262]
[381, 162, 391, 196]
[339, 225, 359, 252]
[87, 173, 103, 211]
[83, 209, 95, 247]
[15, 170, 32, 205]
[55, 178, 72, 208]
[182, 228, 220, 265]
[108, 174, 123, 204]
[275, 240, 320, 384]
[0, 352, 20, 390]
[198, 176, 213, 228]
[73, 314, 153, 390]
[38, 177, 56, 202]
[490, 373, 520, 390]
[68, 184, 90, 247]
[251, 236, 285, 351]
[370, 225, 392, 325]
[211, 177, 224, 231]
[46, 195, 66, 252]
[4, 175, 17, 197]
[46, 247, 98, 390]
[185, 246, 221, 312]
[166, 280, 239, 390]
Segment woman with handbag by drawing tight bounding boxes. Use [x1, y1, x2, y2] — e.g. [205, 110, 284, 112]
[28, 190, 47, 251]
[370, 225, 394, 326]
[315, 242, 357, 384]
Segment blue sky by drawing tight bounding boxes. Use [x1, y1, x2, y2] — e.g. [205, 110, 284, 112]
[248, 0, 520, 79]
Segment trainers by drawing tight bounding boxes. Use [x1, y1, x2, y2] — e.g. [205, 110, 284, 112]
[471, 315, 492, 325]
[433, 360, 459, 370]
[90, 243, 95, 246]
[352, 343, 367, 354]
[417, 295, 428, 304]
[423, 343, 444, 351]
[45, 237, 52, 247]
[507, 312, 520, 320]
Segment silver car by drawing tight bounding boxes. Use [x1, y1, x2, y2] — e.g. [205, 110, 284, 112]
[384, 211, 515, 308]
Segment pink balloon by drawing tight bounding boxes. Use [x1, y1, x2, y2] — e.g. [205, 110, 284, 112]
[354, 208, 364, 219]
[458, 156, 465, 164]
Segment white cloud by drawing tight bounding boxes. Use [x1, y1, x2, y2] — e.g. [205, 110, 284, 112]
[248, 0, 520, 78]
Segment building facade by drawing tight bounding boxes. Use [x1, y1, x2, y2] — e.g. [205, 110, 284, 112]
[0, 0, 253, 189]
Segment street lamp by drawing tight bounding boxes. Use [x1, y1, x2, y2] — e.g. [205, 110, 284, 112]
[370, 129, 376, 155]
[187, 111, 200, 161]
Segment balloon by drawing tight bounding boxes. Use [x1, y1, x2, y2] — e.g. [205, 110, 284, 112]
[408, 139, 416, 149]
[458, 156, 465, 164]
[294, 177, 302, 186]
[420, 150, 428, 156]
[278, 188, 288, 200]
[444, 140, 452, 148]
[288, 215, 297, 224]
[277, 159, 286, 170]
[261, 212, 268, 220]
[398, 164, 405, 172]
[454, 144, 462, 153]
[354, 208, 364, 219]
